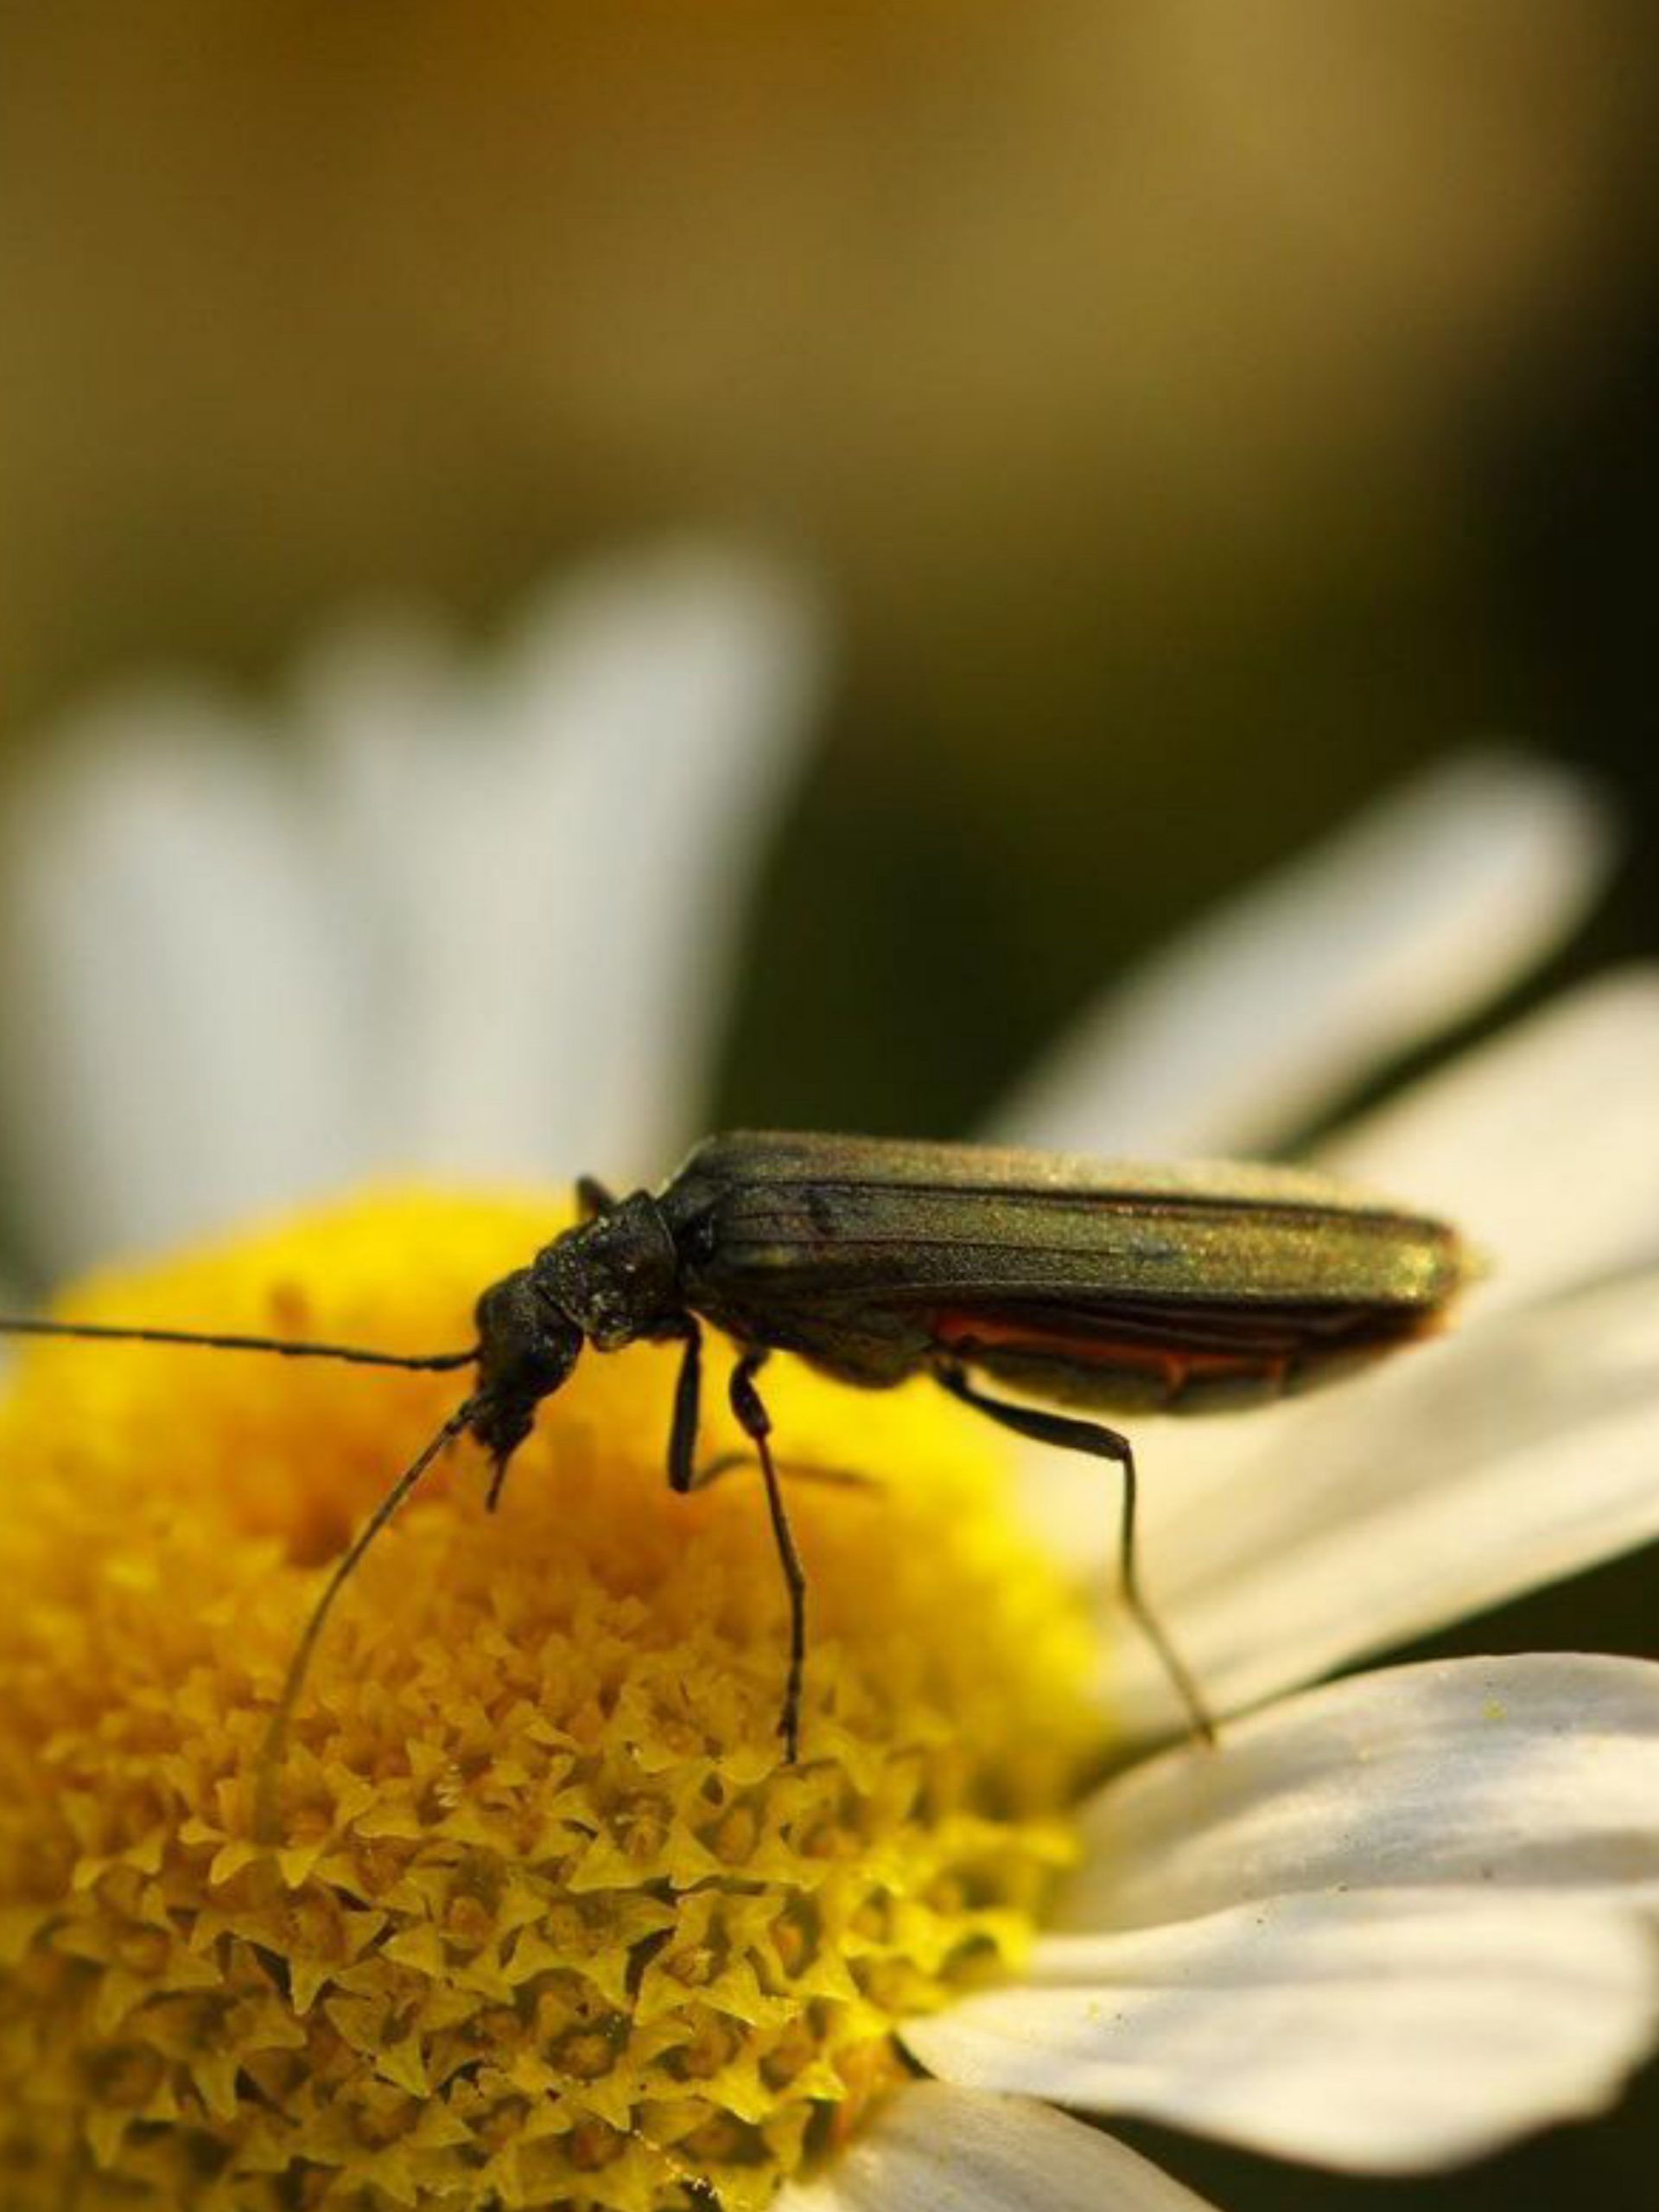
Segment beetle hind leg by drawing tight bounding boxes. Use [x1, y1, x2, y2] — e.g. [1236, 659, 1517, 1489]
[933, 1362, 1216, 1747]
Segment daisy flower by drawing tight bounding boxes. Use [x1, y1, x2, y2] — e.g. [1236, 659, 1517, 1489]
[2, 555, 1658, 2212]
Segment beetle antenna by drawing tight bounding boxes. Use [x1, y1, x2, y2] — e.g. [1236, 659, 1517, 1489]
[253, 1392, 483, 1842]
[0, 1314, 478, 1373]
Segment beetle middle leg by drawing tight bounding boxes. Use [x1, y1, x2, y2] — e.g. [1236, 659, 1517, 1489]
[690, 1450, 874, 1494]
[933, 1363, 1216, 1745]
[660, 1331, 808, 1759]
[662, 1325, 867, 1491]
[728, 1351, 808, 1762]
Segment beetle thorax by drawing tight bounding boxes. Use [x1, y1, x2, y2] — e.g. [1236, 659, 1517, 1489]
[535, 1193, 683, 1350]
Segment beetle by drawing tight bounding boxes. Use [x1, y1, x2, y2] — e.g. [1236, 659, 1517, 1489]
[0, 1132, 1470, 1801]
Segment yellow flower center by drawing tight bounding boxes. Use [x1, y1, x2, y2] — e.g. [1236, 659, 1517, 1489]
[0, 1191, 1098, 2211]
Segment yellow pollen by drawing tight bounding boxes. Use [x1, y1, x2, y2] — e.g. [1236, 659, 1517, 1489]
[0, 1190, 1098, 2211]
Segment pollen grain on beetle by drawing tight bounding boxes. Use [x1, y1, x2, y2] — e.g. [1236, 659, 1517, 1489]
[0, 1191, 1096, 2212]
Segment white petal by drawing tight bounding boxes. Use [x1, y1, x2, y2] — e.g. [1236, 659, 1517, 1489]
[1058, 1655, 1659, 1933]
[0, 689, 358, 1269]
[1320, 968, 1659, 1309]
[775, 2081, 1221, 2212]
[992, 751, 1611, 1157]
[0, 543, 823, 1274]
[308, 541, 824, 1189]
[1097, 1266, 1659, 1739]
[906, 1888, 1659, 2171]
[283, 607, 476, 1197]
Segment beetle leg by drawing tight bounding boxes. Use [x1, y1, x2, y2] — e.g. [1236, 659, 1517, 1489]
[575, 1173, 619, 1222]
[728, 1351, 808, 1762]
[933, 1363, 1216, 1746]
[667, 1327, 861, 1493]
[691, 1450, 874, 1493]
[665, 1320, 704, 1494]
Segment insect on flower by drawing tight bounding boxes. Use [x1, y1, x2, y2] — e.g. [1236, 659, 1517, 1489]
[0, 1131, 1470, 1817]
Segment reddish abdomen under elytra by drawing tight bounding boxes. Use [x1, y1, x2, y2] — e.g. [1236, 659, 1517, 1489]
[927, 1296, 1441, 1415]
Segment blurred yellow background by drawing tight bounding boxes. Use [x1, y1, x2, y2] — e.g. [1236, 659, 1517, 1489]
[7, 9, 1659, 1118]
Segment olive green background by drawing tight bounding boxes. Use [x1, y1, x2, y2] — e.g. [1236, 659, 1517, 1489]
[3, 12, 1659, 2209]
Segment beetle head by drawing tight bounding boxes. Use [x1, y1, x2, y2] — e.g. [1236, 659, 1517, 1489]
[469, 1268, 582, 1471]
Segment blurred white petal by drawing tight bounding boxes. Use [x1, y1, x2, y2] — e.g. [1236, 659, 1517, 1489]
[1096, 1267, 1659, 1740]
[1320, 967, 1659, 1306]
[994, 751, 1611, 1156]
[0, 693, 359, 1268]
[775, 2081, 1221, 2212]
[906, 1888, 1659, 2172]
[0, 543, 822, 1272]
[1056, 1655, 1659, 1933]
[306, 542, 824, 1187]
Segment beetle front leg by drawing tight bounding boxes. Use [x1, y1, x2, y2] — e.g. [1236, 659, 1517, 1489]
[575, 1174, 619, 1223]
[934, 1362, 1216, 1746]
[665, 1319, 703, 1494]
[728, 1350, 808, 1762]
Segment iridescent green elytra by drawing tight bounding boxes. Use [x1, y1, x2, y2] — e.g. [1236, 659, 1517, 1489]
[655, 1134, 1466, 1417]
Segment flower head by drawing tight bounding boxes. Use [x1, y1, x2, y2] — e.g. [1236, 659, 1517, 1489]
[0, 1191, 1099, 2210]
[5, 558, 1659, 2211]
